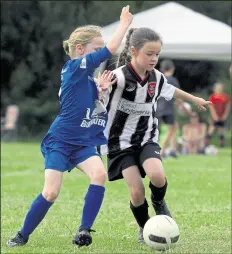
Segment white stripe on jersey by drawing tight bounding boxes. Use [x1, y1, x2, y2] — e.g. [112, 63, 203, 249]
[120, 82, 150, 150]
[101, 67, 126, 155]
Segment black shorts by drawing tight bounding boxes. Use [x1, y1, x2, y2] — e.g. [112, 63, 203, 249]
[107, 142, 161, 181]
[214, 121, 225, 127]
[159, 114, 175, 125]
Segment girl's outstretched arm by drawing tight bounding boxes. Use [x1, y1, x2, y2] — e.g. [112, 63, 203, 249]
[174, 88, 212, 111]
[106, 5, 133, 54]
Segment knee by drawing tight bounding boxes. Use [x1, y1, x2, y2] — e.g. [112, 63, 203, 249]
[42, 190, 59, 202]
[129, 186, 145, 206]
[91, 168, 107, 185]
[149, 170, 166, 187]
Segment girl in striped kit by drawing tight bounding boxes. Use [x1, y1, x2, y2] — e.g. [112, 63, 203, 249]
[100, 27, 211, 243]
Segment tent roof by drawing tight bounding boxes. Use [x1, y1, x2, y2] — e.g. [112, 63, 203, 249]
[102, 2, 232, 61]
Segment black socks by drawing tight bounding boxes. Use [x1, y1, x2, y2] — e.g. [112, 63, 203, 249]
[130, 199, 150, 228]
[149, 179, 168, 204]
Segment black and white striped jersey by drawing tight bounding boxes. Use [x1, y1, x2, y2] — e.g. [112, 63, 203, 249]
[100, 63, 176, 155]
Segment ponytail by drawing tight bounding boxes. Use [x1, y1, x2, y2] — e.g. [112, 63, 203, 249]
[63, 40, 70, 56]
[116, 28, 135, 68]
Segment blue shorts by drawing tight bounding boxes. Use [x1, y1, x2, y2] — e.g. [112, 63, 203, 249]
[41, 134, 99, 172]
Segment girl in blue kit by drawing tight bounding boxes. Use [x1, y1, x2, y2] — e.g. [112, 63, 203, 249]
[7, 6, 133, 248]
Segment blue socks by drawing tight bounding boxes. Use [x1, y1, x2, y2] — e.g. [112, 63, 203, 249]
[19, 185, 105, 238]
[80, 184, 105, 230]
[20, 193, 53, 239]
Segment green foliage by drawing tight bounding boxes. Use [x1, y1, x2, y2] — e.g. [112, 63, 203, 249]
[1, 1, 231, 138]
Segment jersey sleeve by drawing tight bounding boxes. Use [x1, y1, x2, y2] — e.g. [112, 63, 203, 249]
[160, 75, 176, 101]
[64, 46, 112, 76]
[81, 46, 112, 70]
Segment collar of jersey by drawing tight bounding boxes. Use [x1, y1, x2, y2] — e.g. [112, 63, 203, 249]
[127, 63, 150, 86]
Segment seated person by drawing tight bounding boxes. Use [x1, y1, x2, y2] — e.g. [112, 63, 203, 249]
[181, 112, 207, 154]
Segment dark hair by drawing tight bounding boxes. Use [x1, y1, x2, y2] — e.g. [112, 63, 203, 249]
[160, 59, 175, 72]
[116, 27, 163, 68]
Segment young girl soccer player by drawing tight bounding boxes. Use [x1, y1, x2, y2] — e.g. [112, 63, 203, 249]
[99, 27, 211, 243]
[7, 6, 133, 248]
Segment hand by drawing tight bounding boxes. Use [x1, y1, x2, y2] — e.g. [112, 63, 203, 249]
[193, 97, 212, 111]
[220, 115, 226, 121]
[120, 5, 133, 27]
[97, 70, 117, 92]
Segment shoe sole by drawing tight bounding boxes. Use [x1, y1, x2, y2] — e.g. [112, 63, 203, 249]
[7, 240, 26, 247]
[72, 238, 91, 247]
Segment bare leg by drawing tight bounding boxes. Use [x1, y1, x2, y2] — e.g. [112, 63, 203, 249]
[77, 155, 107, 186]
[143, 158, 172, 217]
[72, 156, 107, 246]
[42, 169, 63, 202]
[161, 124, 176, 156]
[170, 122, 179, 152]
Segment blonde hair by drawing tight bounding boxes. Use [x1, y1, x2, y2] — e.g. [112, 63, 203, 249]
[63, 25, 102, 58]
[214, 82, 224, 90]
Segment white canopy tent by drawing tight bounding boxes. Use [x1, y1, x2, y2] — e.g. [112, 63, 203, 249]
[101, 2, 232, 62]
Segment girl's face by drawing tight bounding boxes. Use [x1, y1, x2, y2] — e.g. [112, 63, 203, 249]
[190, 114, 199, 124]
[131, 41, 162, 71]
[75, 37, 104, 56]
[214, 84, 223, 94]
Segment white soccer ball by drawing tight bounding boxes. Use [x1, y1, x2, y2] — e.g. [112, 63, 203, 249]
[204, 145, 218, 155]
[143, 215, 180, 251]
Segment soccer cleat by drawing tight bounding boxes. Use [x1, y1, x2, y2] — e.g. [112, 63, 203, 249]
[152, 198, 172, 218]
[72, 228, 95, 247]
[138, 227, 145, 244]
[7, 232, 28, 247]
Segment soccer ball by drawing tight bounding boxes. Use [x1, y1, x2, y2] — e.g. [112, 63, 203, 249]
[204, 145, 218, 155]
[143, 215, 180, 251]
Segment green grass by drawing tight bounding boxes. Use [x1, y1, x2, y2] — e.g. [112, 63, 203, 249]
[1, 143, 231, 254]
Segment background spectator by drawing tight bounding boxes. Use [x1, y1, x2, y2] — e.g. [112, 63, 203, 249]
[157, 59, 191, 158]
[206, 82, 230, 147]
[181, 112, 206, 154]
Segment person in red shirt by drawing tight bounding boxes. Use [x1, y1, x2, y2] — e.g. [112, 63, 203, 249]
[206, 82, 230, 147]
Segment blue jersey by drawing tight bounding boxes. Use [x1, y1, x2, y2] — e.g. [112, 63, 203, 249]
[44, 46, 112, 146]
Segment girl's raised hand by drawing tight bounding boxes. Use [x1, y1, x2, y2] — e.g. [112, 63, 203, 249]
[120, 5, 133, 27]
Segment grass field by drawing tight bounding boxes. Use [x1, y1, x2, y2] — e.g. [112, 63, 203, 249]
[1, 142, 231, 254]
